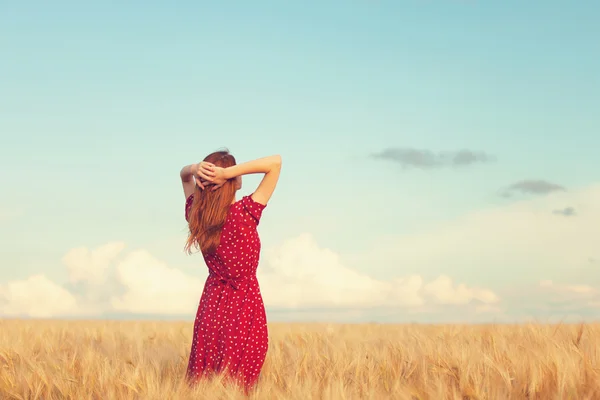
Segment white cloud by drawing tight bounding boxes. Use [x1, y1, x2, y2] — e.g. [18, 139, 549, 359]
[0, 275, 78, 318]
[423, 275, 499, 305]
[63, 242, 126, 285]
[110, 250, 204, 314]
[0, 234, 498, 318]
[258, 233, 498, 309]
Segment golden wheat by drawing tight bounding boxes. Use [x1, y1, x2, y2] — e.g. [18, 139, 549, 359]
[0, 320, 598, 399]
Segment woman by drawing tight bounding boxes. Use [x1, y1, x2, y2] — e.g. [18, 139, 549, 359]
[179, 150, 282, 392]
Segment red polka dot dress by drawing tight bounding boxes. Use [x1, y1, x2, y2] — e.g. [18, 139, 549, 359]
[184, 194, 269, 391]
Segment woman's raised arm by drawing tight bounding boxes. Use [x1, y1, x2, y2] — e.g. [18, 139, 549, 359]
[180, 164, 198, 198]
[223, 155, 282, 205]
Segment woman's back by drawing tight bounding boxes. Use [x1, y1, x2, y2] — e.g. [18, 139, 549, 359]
[185, 194, 266, 284]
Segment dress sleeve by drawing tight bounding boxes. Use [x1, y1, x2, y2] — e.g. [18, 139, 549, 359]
[241, 195, 266, 226]
[185, 194, 194, 222]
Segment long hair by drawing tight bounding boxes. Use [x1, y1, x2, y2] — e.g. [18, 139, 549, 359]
[185, 150, 237, 255]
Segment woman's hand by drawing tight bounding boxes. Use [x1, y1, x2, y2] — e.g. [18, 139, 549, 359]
[192, 162, 210, 189]
[195, 162, 228, 190]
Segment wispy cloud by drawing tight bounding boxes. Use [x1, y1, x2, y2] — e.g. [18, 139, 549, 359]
[370, 148, 493, 169]
[501, 179, 566, 197]
[539, 279, 598, 299]
[553, 207, 576, 217]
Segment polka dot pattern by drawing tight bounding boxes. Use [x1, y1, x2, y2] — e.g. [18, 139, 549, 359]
[184, 194, 268, 392]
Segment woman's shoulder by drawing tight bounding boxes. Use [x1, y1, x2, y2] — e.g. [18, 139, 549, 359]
[231, 195, 266, 210]
[229, 195, 266, 226]
[229, 196, 244, 213]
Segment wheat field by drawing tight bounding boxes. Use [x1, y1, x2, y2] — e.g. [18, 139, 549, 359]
[0, 320, 599, 399]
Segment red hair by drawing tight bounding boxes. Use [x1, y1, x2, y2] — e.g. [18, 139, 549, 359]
[185, 150, 237, 255]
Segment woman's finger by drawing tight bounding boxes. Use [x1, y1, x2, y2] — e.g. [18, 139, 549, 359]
[196, 179, 205, 190]
[200, 162, 215, 172]
[197, 171, 213, 182]
[200, 166, 217, 177]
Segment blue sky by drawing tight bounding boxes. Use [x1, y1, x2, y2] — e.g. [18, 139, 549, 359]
[1, 1, 599, 322]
